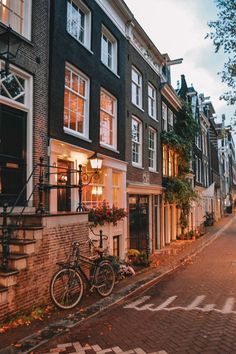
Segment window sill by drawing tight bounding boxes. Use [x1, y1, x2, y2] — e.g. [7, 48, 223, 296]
[132, 102, 144, 112]
[149, 168, 159, 174]
[64, 127, 92, 143]
[0, 23, 33, 45]
[149, 115, 158, 121]
[100, 143, 119, 153]
[101, 62, 120, 79]
[67, 32, 94, 55]
[132, 163, 144, 170]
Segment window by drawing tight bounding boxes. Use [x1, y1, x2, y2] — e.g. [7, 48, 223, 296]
[100, 89, 117, 149]
[101, 26, 117, 74]
[113, 235, 120, 257]
[0, 0, 31, 39]
[168, 149, 174, 176]
[131, 67, 142, 108]
[0, 71, 25, 104]
[64, 64, 89, 138]
[148, 83, 157, 119]
[112, 172, 120, 207]
[163, 145, 168, 176]
[162, 102, 167, 131]
[67, 0, 91, 49]
[168, 109, 174, 127]
[83, 165, 104, 208]
[132, 117, 142, 166]
[148, 127, 157, 171]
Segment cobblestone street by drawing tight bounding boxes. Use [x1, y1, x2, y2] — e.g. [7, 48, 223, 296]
[32, 216, 236, 354]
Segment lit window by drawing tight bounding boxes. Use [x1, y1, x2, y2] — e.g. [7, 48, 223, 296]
[131, 67, 142, 108]
[100, 89, 117, 149]
[113, 235, 120, 257]
[148, 83, 157, 119]
[64, 64, 89, 138]
[132, 117, 142, 166]
[0, 0, 31, 39]
[162, 102, 167, 131]
[168, 149, 174, 176]
[101, 26, 117, 74]
[112, 172, 120, 207]
[67, 0, 91, 50]
[163, 145, 168, 176]
[82, 165, 104, 208]
[148, 127, 157, 171]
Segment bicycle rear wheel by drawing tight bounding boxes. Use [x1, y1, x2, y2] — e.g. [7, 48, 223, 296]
[94, 261, 115, 297]
[50, 268, 83, 309]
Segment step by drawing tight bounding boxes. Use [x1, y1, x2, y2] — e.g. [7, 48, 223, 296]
[0, 214, 43, 227]
[0, 269, 19, 287]
[0, 253, 28, 271]
[0, 238, 36, 255]
[0, 225, 43, 240]
[0, 285, 8, 304]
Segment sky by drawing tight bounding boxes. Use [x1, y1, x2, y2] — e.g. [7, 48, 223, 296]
[125, 0, 235, 126]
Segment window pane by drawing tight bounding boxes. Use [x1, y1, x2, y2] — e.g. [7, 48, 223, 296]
[72, 73, 78, 92]
[65, 69, 71, 87]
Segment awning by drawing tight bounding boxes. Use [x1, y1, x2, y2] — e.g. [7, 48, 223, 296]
[202, 182, 215, 198]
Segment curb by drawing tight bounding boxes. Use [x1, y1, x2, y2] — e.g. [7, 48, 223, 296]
[1, 216, 235, 354]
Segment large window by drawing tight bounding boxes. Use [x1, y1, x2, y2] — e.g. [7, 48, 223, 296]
[67, 0, 91, 50]
[0, 0, 31, 39]
[163, 145, 168, 176]
[148, 83, 157, 119]
[64, 64, 89, 138]
[131, 67, 142, 109]
[112, 172, 120, 207]
[100, 89, 117, 149]
[162, 102, 168, 131]
[82, 166, 104, 208]
[148, 127, 157, 171]
[132, 116, 142, 166]
[101, 26, 117, 74]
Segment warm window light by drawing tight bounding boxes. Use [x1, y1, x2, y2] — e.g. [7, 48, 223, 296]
[91, 186, 103, 196]
[89, 152, 103, 170]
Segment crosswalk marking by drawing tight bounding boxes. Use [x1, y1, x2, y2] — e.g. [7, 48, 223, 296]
[124, 295, 236, 315]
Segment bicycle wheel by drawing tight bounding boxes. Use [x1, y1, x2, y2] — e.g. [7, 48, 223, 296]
[94, 261, 115, 297]
[50, 268, 83, 309]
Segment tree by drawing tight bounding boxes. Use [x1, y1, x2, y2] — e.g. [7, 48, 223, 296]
[206, 0, 236, 112]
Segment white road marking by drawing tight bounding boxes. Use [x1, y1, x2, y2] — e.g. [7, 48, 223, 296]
[124, 295, 236, 315]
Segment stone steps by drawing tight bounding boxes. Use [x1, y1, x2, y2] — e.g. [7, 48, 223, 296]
[0, 253, 29, 271]
[0, 285, 8, 305]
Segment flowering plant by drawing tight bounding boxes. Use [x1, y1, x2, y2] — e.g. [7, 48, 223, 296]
[85, 201, 127, 227]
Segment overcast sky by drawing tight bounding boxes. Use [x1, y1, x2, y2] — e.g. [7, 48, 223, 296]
[125, 0, 235, 125]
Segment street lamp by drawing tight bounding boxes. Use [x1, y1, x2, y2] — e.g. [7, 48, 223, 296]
[76, 152, 103, 212]
[0, 26, 22, 77]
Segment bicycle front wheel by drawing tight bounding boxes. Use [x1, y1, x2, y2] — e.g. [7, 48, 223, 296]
[50, 268, 83, 309]
[94, 261, 115, 297]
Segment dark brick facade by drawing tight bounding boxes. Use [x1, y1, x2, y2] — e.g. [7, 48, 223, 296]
[49, 0, 127, 162]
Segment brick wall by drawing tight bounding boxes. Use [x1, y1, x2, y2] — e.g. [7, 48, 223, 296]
[0, 214, 89, 322]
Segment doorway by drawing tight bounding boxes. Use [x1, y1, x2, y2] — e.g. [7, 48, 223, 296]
[0, 104, 26, 206]
[57, 159, 72, 212]
[129, 195, 149, 252]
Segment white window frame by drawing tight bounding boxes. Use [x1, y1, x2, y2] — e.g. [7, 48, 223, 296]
[148, 127, 157, 171]
[0, 0, 32, 39]
[162, 102, 168, 131]
[63, 63, 90, 139]
[131, 116, 142, 167]
[101, 25, 117, 74]
[67, 0, 91, 50]
[131, 66, 142, 109]
[168, 109, 174, 127]
[100, 88, 117, 150]
[148, 83, 157, 120]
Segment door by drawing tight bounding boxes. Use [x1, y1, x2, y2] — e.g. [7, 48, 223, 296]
[0, 105, 26, 206]
[129, 195, 149, 252]
[57, 159, 72, 212]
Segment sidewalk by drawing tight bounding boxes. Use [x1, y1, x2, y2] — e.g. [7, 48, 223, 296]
[0, 214, 235, 354]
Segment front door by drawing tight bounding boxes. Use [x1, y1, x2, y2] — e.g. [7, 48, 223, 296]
[0, 104, 26, 206]
[57, 159, 72, 212]
[129, 195, 149, 252]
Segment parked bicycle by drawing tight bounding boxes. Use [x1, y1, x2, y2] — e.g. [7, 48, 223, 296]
[50, 235, 115, 309]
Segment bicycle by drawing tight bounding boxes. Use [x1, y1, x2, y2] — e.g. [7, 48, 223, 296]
[50, 236, 115, 309]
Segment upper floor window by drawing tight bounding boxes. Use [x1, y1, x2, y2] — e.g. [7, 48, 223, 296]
[149, 127, 157, 171]
[67, 0, 91, 50]
[163, 145, 168, 176]
[162, 102, 167, 131]
[0, 0, 32, 39]
[101, 26, 117, 74]
[100, 89, 117, 149]
[64, 64, 90, 138]
[148, 83, 157, 119]
[131, 66, 142, 109]
[168, 109, 174, 127]
[132, 116, 142, 167]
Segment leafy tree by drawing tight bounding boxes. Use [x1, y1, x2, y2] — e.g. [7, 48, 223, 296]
[206, 0, 236, 112]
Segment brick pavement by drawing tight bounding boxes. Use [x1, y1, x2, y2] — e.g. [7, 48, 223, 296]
[0, 214, 235, 354]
